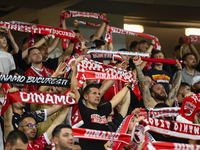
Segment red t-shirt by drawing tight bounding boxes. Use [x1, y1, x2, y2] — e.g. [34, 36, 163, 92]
[24, 66, 54, 91]
[27, 132, 51, 150]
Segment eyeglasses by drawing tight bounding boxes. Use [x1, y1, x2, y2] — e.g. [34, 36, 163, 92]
[21, 123, 38, 128]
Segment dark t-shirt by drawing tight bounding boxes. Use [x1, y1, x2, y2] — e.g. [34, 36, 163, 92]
[13, 49, 30, 72]
[78, 98, 112, 150]
[42, 58, 58, 71]
[108, 113, 123, 132]
[130, 89, 145, 110]
[145, 68, 172, 94]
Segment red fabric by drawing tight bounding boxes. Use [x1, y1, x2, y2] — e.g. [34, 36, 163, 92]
[73, 39, 82, 55]
[112, 114, 135, 150]
[60, 10, 110, 28]
[109, 26, 161, 50]
[27, 133, 49, 150]
[1, 91, 76, 115]
[24, 67, 54, 91]
[77, 58, 135, 88]
[141, 57, 181, 64]
[73, 128, 131, 145]
[0, 21, 77, 40]
[143, 141, 200, 150]
[28, 33, 36, 47]
[179, 94, 200, 122]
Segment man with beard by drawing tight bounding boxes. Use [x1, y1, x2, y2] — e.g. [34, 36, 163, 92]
[173, 53, 200, 87]
[134, 56, 182, 108]
[172, 82, 190, 107]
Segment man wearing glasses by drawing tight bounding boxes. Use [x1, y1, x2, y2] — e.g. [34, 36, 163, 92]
[4, 101, 70, 150]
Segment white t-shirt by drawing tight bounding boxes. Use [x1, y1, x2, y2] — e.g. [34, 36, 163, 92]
[0, 50, 15, 74]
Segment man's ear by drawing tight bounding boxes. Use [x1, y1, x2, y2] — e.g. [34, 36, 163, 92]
[18, 126, 23, 131]
[83, 94, 88, 100]
[179, 88, 183, 94]
[183, 60, 187, 65]
[5, 142, 11, 150]
[151, 92, 155, 98]
[54, 137, 59, 145]
[191, 85, 195, 92]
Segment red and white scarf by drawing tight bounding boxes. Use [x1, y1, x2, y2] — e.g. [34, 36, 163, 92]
[142, 117, 200, 140]
[180, 35, 200, 45]
[0, 21, 76, 41]
[64, 54, 123, 79]
[59, 10, 110, 28]
[31, 64, 51, 78]
[143, 141, 200, 150]
[1, 91, 76, 115]
[136, 107, 180, 118]
[77, 58, 135, 87]
[75, 19, 161, 50]
[59, 10, 110, 50]
[87, 49, 150, 57]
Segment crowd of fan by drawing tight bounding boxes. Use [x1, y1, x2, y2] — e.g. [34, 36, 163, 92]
[0, 10, 200, 150]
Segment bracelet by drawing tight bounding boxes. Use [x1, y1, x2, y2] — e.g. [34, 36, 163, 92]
[125, 84, 131, 89]
[177, 68, 182, 71]
[151, 43, 155, 46]
[44, 35, 49, 41]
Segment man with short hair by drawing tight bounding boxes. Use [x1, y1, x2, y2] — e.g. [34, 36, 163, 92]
[134, 56, 182, 108]
[145, 50, 172, 94]
[24, 47, 54, 92]
[71, 58, 131, 150]
[7, 69, 63, 130]
[136, 40, 149, 52]
[173, 53, 200, 87]
[191, 76, 200, 93]
[4, 103, 70, 150]
[172, 82, 190, 107]
[4, 130, 28, 150]
[52, 124, 74, 150]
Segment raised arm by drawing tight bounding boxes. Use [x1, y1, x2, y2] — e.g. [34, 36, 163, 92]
[167, 60, 182, 107]
[8, 29, 19, 54]
[110, 82, 130, 109]
[119, 90, 130, 118]
[58, 42, 74, 64]
[73, 20, 84, 40]
[99, 80, 114, 98]
[190, 43, 200, 64]
[4, 87, 19, 139]
[46, 106, 70, 141]
[70, 57, 83, 102]
[90, 14, 107, 41]
[47, 37, 60, 55]
[4, 105, 14, 139]
[134, 56, 157, 108]
[22, 34, 52, 59]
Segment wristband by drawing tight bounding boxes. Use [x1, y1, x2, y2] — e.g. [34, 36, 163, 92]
[151, 43, 155, 46]
[177, 68, 182, 71]
[44, 35, 49, 40]
[125, 84, 131, 89]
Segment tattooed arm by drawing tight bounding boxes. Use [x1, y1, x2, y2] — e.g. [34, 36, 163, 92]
[167, 60, 182, 107]
[134, 56, 157, 108]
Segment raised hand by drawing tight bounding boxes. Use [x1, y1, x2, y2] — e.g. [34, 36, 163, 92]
[133, 56, 141, 66]
[54, 62, 67, 76]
